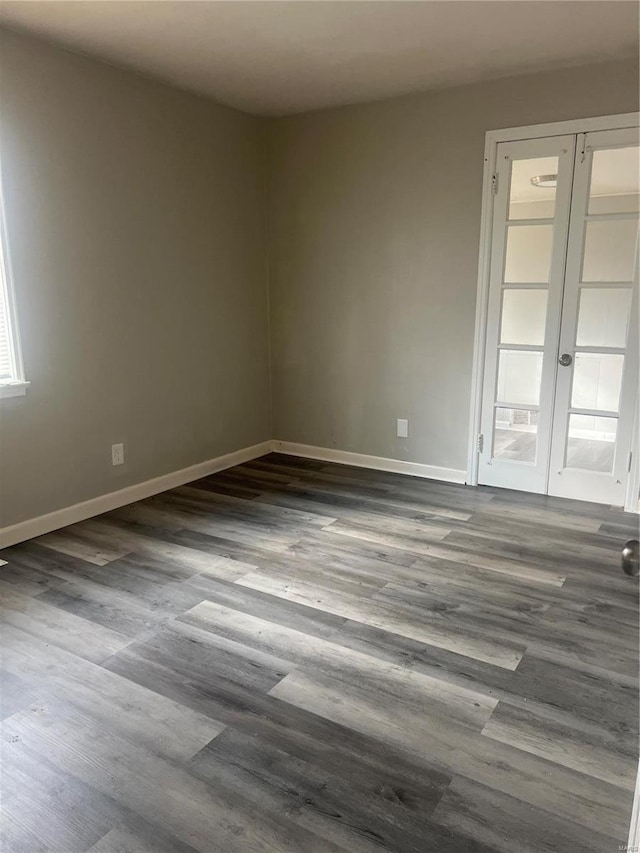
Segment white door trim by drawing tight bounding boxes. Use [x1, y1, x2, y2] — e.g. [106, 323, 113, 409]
[467, 112, 640, 512]
[629, 761, 640, 853]
[626, 399, 640, 513]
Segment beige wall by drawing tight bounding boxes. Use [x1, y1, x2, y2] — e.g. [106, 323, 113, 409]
[266, 59, 639, 472]
[0, 30, 271, 527]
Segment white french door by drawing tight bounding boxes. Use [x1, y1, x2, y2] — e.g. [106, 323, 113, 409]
[478, 124, 639, 506]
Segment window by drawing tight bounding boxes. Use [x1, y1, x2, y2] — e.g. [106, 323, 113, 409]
[0, 182, 28, 398]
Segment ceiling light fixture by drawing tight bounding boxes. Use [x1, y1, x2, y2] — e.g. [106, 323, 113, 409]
[531, 174, 558, 188]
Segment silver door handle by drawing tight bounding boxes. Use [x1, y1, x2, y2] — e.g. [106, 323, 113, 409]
[622, 540, 639, 577]
[559, 353, 573, 366]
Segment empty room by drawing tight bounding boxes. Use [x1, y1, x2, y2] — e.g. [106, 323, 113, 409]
[0, 1, 639, 851]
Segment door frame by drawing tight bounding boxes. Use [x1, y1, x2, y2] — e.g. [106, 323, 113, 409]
[467, 111, 640, 511]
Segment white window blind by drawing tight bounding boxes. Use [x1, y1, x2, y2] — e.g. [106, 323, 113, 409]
[0, 230, 15, 380]
[0, 184, 27, 397]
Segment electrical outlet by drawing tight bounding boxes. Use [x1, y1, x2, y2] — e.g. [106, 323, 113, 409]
[111, 443, 125, 466]
[396, 418, 409, 438]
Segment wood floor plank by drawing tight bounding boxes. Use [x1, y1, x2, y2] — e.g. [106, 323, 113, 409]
[181, 599, 497, 729]
[32, 563, 208, 639]
[32, 527, 131, 566]
[0, 586, 131, 663]
[472, 501, 604, 534]
[117, 617, 293, 695]
[448, 510, 624, 556]
[443, 529, 620, 577]
[268, 668, 632, 838]
[200, 540, 391, 597]
[0, 670, 40, 721]
[103, 644, 455, 817]
[1, 733, 126, 851]
[430, 774, 621, 853]
[0, 565, 60, 600]
[322, 517, 452, 552]
[2, 700, 344, 853]
[79, 518, 255, 581]
[175, 484, 338, 528]
[2, 623, 225, 761]
[109, 500, 298, 553]
[88, 822, 200, 853]
[511, 652, 639, 731]
[1, 780, 108, 852]
[236, 571, 526, 668]
[481, 699, 637, 790]
[323, 618, 640, 736]
[179, 572, 349, 639]
[188, 727, 494, 853]
[391, 540, 566, 586]
[375, 579, 550, 629]
[292, 527, 421, 568]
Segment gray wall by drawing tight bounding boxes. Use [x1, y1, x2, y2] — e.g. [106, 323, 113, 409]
[0, 30, 271, 527]
[266, 59, 639, 471]
[1, 30, 637, 529]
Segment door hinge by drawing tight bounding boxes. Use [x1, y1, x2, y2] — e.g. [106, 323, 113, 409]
[491, 173, 498, 196]
[628, 451, 633, 473]
[579, 133, 587, 164]
[476, 433, 484, 454]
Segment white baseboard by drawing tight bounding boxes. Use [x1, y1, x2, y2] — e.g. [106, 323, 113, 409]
[1, 438, 466, 550]
[0, 440, 272, 549]
[272, 440, 467, 484]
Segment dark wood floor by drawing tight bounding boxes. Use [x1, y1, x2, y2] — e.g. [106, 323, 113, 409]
[1, 452, 638, 852]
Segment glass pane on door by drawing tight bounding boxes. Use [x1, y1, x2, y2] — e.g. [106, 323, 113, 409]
[582, 219, 639, 282]
[500, 289, 548, 345]
[566, 414, 617, 472]
[504, 225, 553, 283]
[588, 147, 640, 215]
[494, 407, 538, 462]
[571, 353, 624, 412]
[497, 350, 543, 405]
[509, 156, 558, 220]
[576, 288, 632, 347]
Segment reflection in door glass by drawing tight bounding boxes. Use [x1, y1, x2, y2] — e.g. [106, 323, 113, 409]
[494, 408, 538, 463]
[582, 219, 639, 282]
[571, 353, 624, 412]
[500, 289, 548, 346]
[504, 225, 553, 283]
[576, 288, 632, 348]
[497, 350, 543, 406]
[588, 147, 640, 215]
[566, 414, 617, 473]
[509, 157, 558, 220]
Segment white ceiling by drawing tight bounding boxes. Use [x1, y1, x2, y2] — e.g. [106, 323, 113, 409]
[0, 1, 637, 116]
